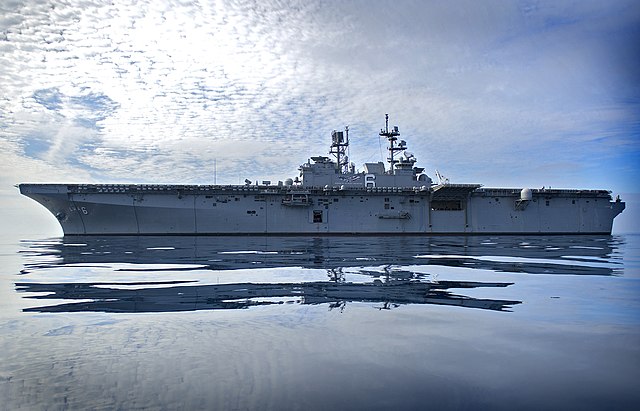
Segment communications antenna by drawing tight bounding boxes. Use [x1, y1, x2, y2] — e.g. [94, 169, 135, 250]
[330, 126, 350, 174]
[379, 114, 403, 174]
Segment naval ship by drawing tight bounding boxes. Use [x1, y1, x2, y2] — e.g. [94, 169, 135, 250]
[19, 115, 625, 235]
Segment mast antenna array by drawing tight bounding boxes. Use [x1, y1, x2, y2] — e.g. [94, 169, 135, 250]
[379, 114, 403, 174]
[330, 126, 350, 174]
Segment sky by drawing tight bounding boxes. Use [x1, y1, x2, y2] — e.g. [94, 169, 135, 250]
[0, 0, 639, 235]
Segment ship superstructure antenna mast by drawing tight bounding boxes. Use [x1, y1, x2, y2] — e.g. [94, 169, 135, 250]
[330, 126, 350, 174]
[379, 114, 403, 174]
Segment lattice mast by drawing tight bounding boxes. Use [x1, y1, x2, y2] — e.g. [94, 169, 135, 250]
[379, 114, 403, 174]
[330, 126, 350, 174]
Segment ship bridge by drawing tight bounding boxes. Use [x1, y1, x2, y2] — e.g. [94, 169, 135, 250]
[299, 116, 432, 189]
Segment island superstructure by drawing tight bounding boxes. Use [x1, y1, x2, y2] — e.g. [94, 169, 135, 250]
[19, 115, 625, 235]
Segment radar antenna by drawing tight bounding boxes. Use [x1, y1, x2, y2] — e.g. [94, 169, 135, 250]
[330, 126, 350, 174]
[379, 114, 403, 174]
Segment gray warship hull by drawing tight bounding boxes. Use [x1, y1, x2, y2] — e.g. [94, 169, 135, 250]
[18, 116, 625, 235]
[19, 183, 624, 235]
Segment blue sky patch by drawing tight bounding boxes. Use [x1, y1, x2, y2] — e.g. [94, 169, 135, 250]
[32, 88, 63, 111]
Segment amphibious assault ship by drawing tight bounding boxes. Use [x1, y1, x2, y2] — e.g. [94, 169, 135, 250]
[19, 115, 625, 235]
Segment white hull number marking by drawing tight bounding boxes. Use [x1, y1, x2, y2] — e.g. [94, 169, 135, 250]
[365, 174, 376, 188]
[70, 205, 88, 215]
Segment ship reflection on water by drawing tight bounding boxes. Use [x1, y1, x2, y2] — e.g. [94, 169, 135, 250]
[17, 277, 519, 313]
[16, 235, 623, 314]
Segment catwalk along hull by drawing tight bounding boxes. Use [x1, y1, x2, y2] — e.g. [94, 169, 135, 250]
[19, 183, 625, 235]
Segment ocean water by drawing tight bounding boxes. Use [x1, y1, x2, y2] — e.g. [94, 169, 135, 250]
[1, 234, 639, 410]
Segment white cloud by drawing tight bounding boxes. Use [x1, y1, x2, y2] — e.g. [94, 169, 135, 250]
[0, 0, 638, 195]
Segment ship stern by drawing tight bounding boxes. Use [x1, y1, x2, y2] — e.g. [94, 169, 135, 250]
[612, 200, 626, 218]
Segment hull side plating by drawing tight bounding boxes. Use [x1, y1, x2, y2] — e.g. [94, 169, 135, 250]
[19, 184, 625, 235]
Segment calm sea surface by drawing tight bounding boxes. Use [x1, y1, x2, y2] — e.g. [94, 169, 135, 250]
[1, 234, 639, 410]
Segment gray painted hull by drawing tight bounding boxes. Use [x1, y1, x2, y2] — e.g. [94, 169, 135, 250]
[19, 184, 625, 235]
